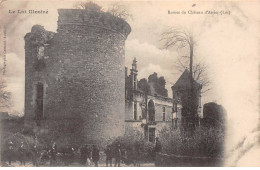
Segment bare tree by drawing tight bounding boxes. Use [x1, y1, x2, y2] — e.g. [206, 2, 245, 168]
[175, 56, 211, 93]
[161, 27, 210, 93]
[107, 3, 133, 21]
[161, 27, 209, 132]
[161, 27, 194, 90]
[0, 77, 12, 109]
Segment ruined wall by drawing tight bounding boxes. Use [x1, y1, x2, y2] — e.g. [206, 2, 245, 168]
[125, 121, 143, 134]
[154, 104, 172, 122]
[24, 9, 131, 146]
[154, 121, 172, 135]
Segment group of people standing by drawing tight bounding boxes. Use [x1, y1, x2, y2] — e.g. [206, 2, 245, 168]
[5, 137, 162, 167]
[104, 144, 122, 167]
[6, 141, 73, 167]
[79, 143, 122, 167]
[80, 143, 122, 167]
[6, 141, 28, 166]
[80, 144, 100, 167]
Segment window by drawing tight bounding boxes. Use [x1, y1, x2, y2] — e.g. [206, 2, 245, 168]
[162, 107, 165, 121]
[134, 102, 137, 120]
[37, 46, 45, 60]
[133, 74, 137, 90]
[142, 109, 146, 119]
[148, 100, 155, 122]
[36, 83, 44, 126]
[148, 128, 155, 142]
[173, 119, 178, 129]
[134, 82, 136, 90]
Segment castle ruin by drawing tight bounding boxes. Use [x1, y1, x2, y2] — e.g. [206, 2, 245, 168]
[24, 7, 131, 146]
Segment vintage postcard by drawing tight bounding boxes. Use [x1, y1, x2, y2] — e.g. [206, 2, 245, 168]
[0, 0, 259, 167]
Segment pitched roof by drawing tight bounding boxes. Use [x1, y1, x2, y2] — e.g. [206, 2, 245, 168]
[171, 69, 201, 90]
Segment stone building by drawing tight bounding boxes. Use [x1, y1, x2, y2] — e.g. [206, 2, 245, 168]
[125, 58, 181, 142]
[125, 59, 202, 141]
[24, 7, 131, 146]
[24, 6, 202, 146]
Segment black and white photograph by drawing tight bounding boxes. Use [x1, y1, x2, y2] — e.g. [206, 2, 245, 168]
[0, 0, 259, 167]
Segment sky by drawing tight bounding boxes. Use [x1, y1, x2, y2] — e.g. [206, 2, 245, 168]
[0, 0, 259, 166]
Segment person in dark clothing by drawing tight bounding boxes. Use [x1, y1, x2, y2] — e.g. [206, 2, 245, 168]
[105, 145, 112, 167]
[7, 141, 14, 165]
[134, 143, 141, 166]
[80, 144, 88, 165]
[80, 145, 85, 164]
[69, 147, 75, 165]
[18, 142, 26, 166]
[154, 137, 162, 163]
[32, 145, 39, 166]
[64, 145, 74, 166]
[86, 145, 92, 166]
[49, 142, 57, 166]
[92, 145, 99, 167]
[155, 137, 162, 153]
[114, 144, 121, 167]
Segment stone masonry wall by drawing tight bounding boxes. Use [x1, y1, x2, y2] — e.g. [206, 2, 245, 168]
[24, 8, 131, 147]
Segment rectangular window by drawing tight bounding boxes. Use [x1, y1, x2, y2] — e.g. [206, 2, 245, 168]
[134, 102, 137, 120]
[36, 83, 44, 126]
[133, 75, 137, 90]
[162, 107, 165, 121]
[175, 119, 178, 129]
[148, 128, 155, 142]
[144, 127, 148, 139]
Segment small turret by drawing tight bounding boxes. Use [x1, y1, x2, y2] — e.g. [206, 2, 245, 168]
[130, 58, 138, 90]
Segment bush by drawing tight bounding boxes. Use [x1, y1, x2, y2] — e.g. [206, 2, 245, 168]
[110, 129, 155, 162]
[158, 126, 225, 157]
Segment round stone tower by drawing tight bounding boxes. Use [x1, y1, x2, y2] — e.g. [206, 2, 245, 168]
[24, 7, 131, 146]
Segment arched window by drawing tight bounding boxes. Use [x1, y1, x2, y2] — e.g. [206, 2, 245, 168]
[148, 100, 155, 122]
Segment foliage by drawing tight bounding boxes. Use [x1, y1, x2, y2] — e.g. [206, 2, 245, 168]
[107, 3, 133, 21]
[202, 102, 227, 128]
[138, 78, 150, 94]
[73, 1, 132, 21]
[137, 73, 168, 97]
[110, 129, 155, 162]
[158, 126, 225, 158]
[74, 1, 103, 11]
[148, 72, 168, 97]
[0, 77, 12, 109]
